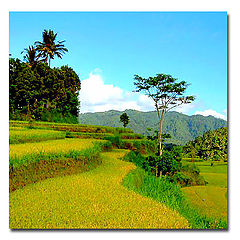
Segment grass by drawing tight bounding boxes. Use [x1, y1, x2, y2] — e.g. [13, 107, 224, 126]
[9, 150, 189, 229]
[9, 139, 106, 169]
[9, 128, 66, 144]
[9, 142, 111, 192]
[182, 186, 227, 221]
[122, 167, 227, 229]
[180, 159, 227, 224]
[182, 160, 227, 187]
[9, 120, 133, 134]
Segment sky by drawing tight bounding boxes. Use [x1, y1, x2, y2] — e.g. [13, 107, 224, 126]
[9, 12, 227, 119]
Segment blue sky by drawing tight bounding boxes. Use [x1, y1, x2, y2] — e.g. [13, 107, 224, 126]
[9, 12, 227, 119]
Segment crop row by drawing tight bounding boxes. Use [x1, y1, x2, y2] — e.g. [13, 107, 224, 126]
[10, 129, 66, 144]
[9, 120, 133, 134]
[9, 139, 107, 169]
[9, 141, 112, 192]
[66, 132, 144, 140]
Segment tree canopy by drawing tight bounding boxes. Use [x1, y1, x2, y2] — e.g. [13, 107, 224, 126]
[120, 113, 130, 128]
[9, 58, 81, 122]
[134, 73, 195, 156]
[184, 127, 227, 161]
[35, 29, 68, 67]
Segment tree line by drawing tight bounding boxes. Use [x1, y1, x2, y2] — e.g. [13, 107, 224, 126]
[9, 29, 81, 123]
[184, 127, 227, 161]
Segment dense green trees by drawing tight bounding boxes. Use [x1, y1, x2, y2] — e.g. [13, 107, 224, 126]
[184, 127, 227, 161]
[10, 29, 80, 123]
[9, 58, 81, 122]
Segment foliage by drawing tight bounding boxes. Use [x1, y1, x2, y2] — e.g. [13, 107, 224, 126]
[120, 112, 130, 128]
[170, 164, 206, 187]
[9, 58, 81, 122]
[184, 127, 227, 161]
[123, 151, 179, 177]
[21, 45, 41, 69]
[123, 148, 205, 187]
[35, 29, 68, 67]
[133, 73, 195, 154]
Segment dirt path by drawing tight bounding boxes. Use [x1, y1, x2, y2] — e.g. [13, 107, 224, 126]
[9, 150, 189, 229]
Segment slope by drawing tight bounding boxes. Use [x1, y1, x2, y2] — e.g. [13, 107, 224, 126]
[9, 150, 189, 229]
[79, 109, 227, 145]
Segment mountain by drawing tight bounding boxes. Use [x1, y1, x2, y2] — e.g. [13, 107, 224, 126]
[78, 109, 227, 145]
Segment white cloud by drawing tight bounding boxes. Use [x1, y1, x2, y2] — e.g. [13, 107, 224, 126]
[80, 72, 123, 108]
[194, 109, 227, 120]
[79, 71, 224, 119]
[174, 102, 199, 115]
[79, 71, 156, 113]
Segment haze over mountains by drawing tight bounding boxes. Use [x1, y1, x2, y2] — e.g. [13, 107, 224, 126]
[79, 110, 227, 145]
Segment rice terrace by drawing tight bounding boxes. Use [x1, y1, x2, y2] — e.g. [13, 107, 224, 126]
[9, 12, 227, 230]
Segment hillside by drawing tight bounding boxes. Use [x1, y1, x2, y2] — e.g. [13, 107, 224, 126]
[78, 110, 227, 145]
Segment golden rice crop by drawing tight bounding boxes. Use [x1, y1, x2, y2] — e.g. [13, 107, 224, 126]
[9, 138, 104, 159]
[9, 150, 189, 229]
[9, 129, 66, 144]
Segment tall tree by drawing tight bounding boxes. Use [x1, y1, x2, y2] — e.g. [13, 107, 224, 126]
[120, 113, 130, 128]
[21, 45, 39, 69]
[134, 73, 195, 156]
[35, 29, 68, 67]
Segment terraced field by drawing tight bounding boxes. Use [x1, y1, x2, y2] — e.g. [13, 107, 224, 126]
[9, 150, 189, 229]
[181, 160, 227, 221]
[9, 128, 66, 144]
[9, 138, 102, 159]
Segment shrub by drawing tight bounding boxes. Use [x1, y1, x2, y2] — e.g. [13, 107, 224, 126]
[104, 135, 123, 148]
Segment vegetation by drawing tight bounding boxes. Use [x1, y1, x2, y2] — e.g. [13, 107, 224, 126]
[79, 109, 227, 145]
[9, 138, 105, 169]
[9, 28, 227, 230]
[35, 29, 68, 67]
[122, 167, 227, 229]
[9, 151, 189, 229]
[9, 120, 134, 135]
[123, 149, 205, 187]
[133, 74, 195, 155]
[184, 127, 227, 161]
[9, 128, 66, 144]
[10, 29, 79, 123]
[10, 141, 112, 192]
[120, 112, 130, 128]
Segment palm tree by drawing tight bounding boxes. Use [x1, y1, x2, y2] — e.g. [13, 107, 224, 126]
[35, 29, 68, 67]
[21, 45, 39, 69]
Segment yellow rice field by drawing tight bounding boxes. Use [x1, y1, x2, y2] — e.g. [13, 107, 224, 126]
[9, 138, 104, 158]
[9, 150, 189, 229]
[9, 128, 66, 144]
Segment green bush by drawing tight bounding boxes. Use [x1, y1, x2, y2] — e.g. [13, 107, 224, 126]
[104, 135, 123, 148]
[40, 109, 78, 124]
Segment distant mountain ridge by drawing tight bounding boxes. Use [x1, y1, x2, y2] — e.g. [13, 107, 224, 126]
[78, 109, 227, 145]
